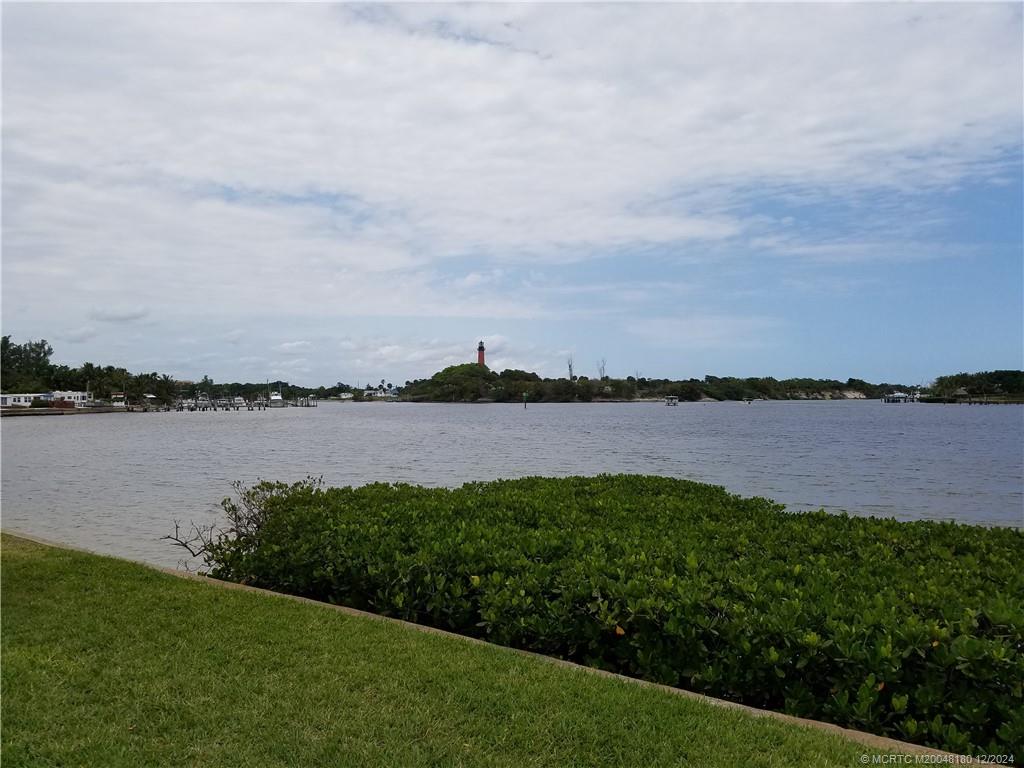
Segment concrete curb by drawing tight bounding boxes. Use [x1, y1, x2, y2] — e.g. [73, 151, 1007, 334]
[1, 530, 964, 760]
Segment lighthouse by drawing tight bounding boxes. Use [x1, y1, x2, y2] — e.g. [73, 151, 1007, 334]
[477, 340, 486, 367]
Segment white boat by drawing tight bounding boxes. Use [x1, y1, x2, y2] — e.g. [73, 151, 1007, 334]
[665, 396, 679, 406]
[232, 396, 246, 408]
[110, 392, 128, 408]
[269, 391, 286, 408]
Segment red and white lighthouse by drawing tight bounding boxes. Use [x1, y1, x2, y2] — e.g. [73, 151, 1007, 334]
[477, 340, 486, 366]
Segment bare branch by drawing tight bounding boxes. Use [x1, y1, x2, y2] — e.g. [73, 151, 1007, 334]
[165, 475, 323, 571]
[162, 519, 216, 559]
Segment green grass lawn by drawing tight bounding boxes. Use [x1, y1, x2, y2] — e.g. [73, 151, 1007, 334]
[2, 534, 892, 767]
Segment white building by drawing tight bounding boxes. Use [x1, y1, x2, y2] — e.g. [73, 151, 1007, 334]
[52, 391, 95, 407]
[363, 388, 398, 400]
[0, 391, 93, 408]
[0, 393, 46, 407]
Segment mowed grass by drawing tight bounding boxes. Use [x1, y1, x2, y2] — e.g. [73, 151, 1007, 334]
[2, 534, 887, 767]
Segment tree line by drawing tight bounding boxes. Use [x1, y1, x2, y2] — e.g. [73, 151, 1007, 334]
[3, 336, 1020, 404]
[0, 337, 356, 404]
[400, 363, 940, 403]
[929, 370, 1024, 397]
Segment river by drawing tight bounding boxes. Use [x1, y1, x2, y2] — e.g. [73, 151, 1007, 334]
[2, 400, 1021, 567]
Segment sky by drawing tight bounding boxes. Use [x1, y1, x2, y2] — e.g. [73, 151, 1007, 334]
[2, 3, 1022, 388]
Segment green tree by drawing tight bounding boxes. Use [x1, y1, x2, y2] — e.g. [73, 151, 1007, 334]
[1, 336, 54, 392]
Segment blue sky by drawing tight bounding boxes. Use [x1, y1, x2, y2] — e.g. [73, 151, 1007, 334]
[2, 3, 1021, 386]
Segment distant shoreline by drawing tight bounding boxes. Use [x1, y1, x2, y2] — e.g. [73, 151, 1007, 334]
[5, 398, 1022, 416]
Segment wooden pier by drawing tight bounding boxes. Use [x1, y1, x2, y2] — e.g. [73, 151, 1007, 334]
[171, 395, 318, 412]
[882, 392, 916, 403]
[175, 399, 270, 412]
[2, 396, 320, 415]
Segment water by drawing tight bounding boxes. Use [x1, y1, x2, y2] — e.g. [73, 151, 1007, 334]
[2, 401, 1021, 568]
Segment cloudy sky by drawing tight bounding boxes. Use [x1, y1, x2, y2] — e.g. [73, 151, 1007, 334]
[3, 3, 1021, 387]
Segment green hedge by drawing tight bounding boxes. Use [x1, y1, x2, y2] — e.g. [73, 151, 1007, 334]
[197, 475, 1023, 755]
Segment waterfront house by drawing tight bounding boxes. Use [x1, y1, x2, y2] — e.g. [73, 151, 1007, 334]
[1, 391, 93, 408]
[51, 391, 95, 407]
[364, 386, 398, 400]
[0, 393, 46, 407]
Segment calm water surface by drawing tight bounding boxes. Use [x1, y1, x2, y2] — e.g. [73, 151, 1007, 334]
[2, 401, 1021, 567]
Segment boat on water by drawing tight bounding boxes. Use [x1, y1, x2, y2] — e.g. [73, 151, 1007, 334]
[232, 396, 246, 408]
[110, 392, 128, 408]
[665, 396, 679, 406]
[268, 391, 286, 408]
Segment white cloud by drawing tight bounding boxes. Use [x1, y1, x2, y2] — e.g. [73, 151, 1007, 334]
[276, 341, 312, 354]
[61, 326, 98, 343]
[1, 4, 1019, 382]
[454, 270, 506, 288]
[5, 5, 1017, 287]
[90, 306, 149, 323]
[748, 235, 963, 264]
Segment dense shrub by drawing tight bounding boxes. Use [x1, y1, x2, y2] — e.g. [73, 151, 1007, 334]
[191, 475, 1023, 755]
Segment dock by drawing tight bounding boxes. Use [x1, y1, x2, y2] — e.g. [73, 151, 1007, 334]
[172, 395, 318, 411]
[882, 392, 916, 403]
[2, 395, 320, 416]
